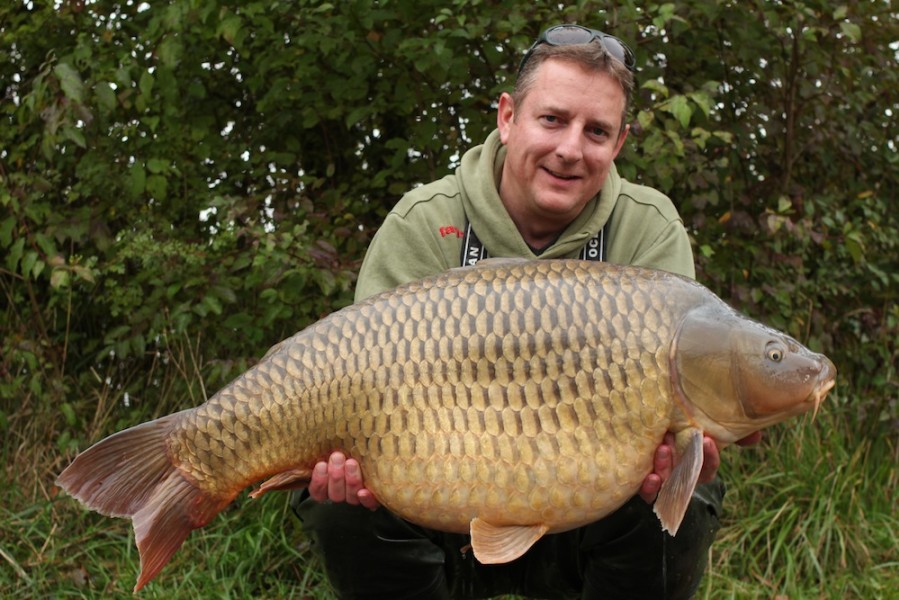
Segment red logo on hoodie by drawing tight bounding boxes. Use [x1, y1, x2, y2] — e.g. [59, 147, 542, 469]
[440, 225, 464, 238]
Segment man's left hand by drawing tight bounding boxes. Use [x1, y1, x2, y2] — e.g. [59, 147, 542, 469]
[638, 431, 763, 503]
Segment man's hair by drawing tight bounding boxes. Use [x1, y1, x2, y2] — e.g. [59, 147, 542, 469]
[512, 42, 635, 137]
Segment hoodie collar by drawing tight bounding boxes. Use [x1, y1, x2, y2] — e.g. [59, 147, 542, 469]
[458, 129, 621, 258]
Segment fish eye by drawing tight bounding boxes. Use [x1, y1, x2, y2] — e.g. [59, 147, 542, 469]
[765, 342, 785, 362]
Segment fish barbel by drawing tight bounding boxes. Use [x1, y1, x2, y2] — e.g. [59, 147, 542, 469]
[56, 259, 836, 591]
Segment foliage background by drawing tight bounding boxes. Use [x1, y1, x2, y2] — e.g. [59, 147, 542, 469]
[1, 0, 896, 598]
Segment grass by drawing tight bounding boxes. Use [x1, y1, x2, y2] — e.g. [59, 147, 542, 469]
[698, 411, 899, 599]
[1, 349, 338, 599]
[2, 374, 896, 599]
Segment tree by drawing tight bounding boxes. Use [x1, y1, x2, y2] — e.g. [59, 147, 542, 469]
[2, 1, 897, 596]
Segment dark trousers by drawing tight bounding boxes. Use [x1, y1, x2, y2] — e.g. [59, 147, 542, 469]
[292, 479, 724, 600]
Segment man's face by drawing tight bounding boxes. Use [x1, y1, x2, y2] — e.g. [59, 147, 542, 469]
[497, 58, 629, 247]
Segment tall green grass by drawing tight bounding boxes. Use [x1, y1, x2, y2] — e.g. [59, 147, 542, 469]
[2, 373, 895, 598]
[2, 488, 333, 598]
[700, 409, 898, 599]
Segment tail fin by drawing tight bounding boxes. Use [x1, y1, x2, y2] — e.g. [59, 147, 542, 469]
[56, 412, 233, 591]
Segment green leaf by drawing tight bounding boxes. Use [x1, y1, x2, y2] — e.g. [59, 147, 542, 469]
[94, 81, 117, 113]
[104, 325, 132, 345]
[139, 70, 154, 99]
[691, 127, 710, 149]
[147, 158, 169, 174]
[0, 217, 14, 247]
[53, 63, 84, 104]
[345, 106, 370, 128]
[130, 164, 147, 197]
[688, 91, 713, 117]
[34, 233, 56, 257]
[146, 175, 168, 200]
[642, 79, 669, 98]
[201, 294, 223, 316]
[6, 237, 24, 271]
[713, 130, 734, 144]
[62, 125, 86, 148]
[60, 402, 77, 427]
[31, 259, 46, 279]
[845, 231, 865, 263]
[21, 250, 38, 279]
[71, 265, 96, 283]
[777, 196, 793, 213]
[666, 95, 692, 129]
[158, 36, 183, 67]
[211, 284, 238, 304]
[219, 16, 242, 45]
[840, 22, 862, 43]
[51, 269, 71, 289]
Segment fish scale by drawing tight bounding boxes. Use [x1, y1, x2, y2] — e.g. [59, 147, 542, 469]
[57, 259, 836, 591]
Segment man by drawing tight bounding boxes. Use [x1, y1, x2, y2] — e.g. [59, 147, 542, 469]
[294, 24, 759, 599]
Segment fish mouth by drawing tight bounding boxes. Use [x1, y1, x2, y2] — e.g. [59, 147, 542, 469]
[809, 376, 836, 420]
[808, 358, 837, 420]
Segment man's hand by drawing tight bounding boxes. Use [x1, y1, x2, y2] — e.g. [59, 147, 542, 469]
[638, 431, 763, 504]
[308, 451, 380, 510]
[311, 431, 764, 508]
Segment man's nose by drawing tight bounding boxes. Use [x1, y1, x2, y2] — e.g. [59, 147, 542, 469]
[555, 128, 583, 163]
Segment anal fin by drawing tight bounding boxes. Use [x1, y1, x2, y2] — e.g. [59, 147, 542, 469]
[249, 467, 313, 499]
[653, 427, 704, 536]
[469, 518, 549, 564]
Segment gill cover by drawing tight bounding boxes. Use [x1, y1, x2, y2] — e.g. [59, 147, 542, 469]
[672, 302, 833, 441]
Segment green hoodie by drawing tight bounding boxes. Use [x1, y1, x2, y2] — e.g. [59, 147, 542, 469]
[355, 130, 694, 301]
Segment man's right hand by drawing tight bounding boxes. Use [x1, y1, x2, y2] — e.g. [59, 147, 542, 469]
[308, 451, 380, 510]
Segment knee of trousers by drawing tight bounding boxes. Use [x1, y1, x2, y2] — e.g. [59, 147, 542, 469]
[293, 496, 451, 600]
[579, 479, 726, 600]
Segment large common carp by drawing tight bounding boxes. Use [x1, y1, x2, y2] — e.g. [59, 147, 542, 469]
[57, 259, 836, 591]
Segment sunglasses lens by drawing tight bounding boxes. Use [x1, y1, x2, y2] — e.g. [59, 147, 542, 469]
[602, 39, 629, 66]
[545, 26, 594, 46]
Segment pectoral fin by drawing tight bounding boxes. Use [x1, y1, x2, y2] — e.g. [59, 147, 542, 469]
[249, 467, 313, 499]
[469, 518, 549, 564]
[653, 427, 704, 536]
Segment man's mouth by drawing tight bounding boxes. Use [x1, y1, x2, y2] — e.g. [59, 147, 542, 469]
[543, 167, 580, 181]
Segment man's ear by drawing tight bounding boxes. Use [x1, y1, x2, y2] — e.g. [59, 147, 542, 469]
[496, 92, 515, 144]
[612, 122, 630, 158]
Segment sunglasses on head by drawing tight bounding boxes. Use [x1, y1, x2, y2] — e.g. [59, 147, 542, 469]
[518, 25, 637, 75]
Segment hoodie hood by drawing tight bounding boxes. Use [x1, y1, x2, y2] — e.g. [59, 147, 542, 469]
[457, 130, 621, 259]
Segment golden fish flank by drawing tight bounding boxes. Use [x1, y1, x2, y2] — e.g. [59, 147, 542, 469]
[56, 258, 836, 592]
